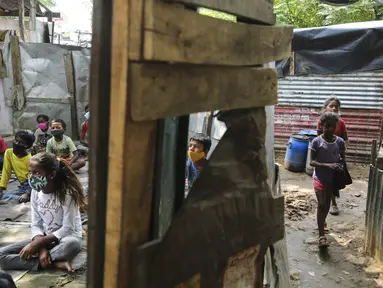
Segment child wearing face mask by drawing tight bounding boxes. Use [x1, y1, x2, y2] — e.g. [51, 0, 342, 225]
[185, 133, 212, 195]
[32, 114, 52, 155]
[0, 152, 85, 273]
[316, 97, 349, 216]
[0, 130, 35, 203]
[46, 119, 86, 171]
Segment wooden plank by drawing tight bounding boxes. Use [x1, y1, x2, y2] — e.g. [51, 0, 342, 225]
[104, 0, 156, 287]
[128, 0, 145, 59]
[163, 0, 275, 24]
[138, 1, 291, 65]
[86, 0, 112, 285]
[130, 63, 278, 121]
[10, 36, 24, 111]
[63, 52, 79, 140]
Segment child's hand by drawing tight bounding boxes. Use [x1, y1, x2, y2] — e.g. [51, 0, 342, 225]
[327, 163, 343, 171]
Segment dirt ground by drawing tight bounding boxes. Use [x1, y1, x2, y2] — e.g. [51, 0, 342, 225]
[276, 157, 383, 288]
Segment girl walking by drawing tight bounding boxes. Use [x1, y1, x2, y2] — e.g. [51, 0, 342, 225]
[311, 112, 346, 247]
[0, 152, 85, 272]
[316, 97, 348, 215]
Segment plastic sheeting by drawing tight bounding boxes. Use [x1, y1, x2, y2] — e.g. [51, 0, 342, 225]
[276, 21, 383, 77]
[2, 42, 90, 137]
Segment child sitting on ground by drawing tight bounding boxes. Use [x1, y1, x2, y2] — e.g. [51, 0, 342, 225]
[185, 133, 212, 194]
[0, 135, 6, 170]
[0, 130, 35, 203]
[316, 96, 349, 216]
[310, 112, 345, 248]
[0, 152, 85, 272]
[46, 119, 86, 171]
[31, 114, 52, 155]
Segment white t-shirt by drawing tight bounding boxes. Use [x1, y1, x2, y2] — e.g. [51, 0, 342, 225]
[31, 189, 82, 240]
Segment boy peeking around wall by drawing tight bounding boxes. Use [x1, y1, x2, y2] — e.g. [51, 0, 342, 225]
[185, 133, 212, 196]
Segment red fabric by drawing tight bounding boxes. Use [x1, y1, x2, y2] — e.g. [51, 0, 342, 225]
[313, 178, 333, 192]
[80, 121, 88, 138]
[0, 136, 6, 153]
[316, 118, 347, 139]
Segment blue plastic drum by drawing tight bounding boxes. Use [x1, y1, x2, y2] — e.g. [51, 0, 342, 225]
[284, 134, 310, 172]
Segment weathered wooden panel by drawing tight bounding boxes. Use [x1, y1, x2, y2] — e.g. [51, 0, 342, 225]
[163, 0, 275, 24]
[130, 63, 278, 121]
[141, 1, 291, 65]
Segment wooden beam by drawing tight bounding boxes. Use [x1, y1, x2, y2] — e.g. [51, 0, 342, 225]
[63, 52, 79, 139]
[104, 0, 156, 287]
[163, 0, 275, 24]
[130, 63, 278, 121]
[138, 1, 291, 65]
[10, 36, 24, 111]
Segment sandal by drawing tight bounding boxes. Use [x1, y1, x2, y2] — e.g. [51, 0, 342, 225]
[318, 236, 329, 248]
[329, 205, 340, 215]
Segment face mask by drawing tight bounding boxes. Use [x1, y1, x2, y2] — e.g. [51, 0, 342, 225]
[51, 130, 65, 137]
[37, 122, 48, 130]
[28, 175, 49, 192]
[13, 143, 26, 155]
[84, 111, 90, 120]
[188, 150, 205, 163]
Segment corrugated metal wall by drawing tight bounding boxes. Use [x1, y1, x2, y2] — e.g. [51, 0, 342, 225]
[275, 72, 383, 164]
[365, 165, 383, 261]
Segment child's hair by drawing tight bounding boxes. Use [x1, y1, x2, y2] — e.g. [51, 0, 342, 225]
[190, 133, 212, 153]
[31, 152, 85, 208]
[51, 119, 67, 130]
[320, 112, 339, 126]
[36, 114, 49, 122]
[323, 96, 341, 109]
[15, 130, 35, 148]
[85, 104, 89, 111]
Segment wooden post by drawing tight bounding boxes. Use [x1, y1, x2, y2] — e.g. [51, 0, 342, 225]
[29, 0, 36, 42]
[63, 52, 79, 140]
[18, 0, 25, 41]
[103, 0, 157, 287]
[10, 36, 24, 110]
[372, 139, 378, 166]
[290, 52, 295, 76]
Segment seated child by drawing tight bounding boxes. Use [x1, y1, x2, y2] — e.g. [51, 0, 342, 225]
[46, 119, 86, 171]
[31, 114, 52, 155]
[0, 152, 84, 273]
[185, 133, 212, 194]
[0, 130, 35, 203]
[0, 136, 6, 170]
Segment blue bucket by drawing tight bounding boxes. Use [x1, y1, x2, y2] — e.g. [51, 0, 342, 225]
[284, 134, 310, 172]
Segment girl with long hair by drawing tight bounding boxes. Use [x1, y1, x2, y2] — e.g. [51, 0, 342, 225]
[0, 152, 85, 272]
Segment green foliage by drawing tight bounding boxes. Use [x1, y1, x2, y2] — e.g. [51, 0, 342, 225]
[39, 0, 56, 8]
[274, 0, 381, 28]
[198, 7, 236, 22]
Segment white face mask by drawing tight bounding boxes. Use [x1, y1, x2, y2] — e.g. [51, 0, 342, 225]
[84, 111, 90, 120]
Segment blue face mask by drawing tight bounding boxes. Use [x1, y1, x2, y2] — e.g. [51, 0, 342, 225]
[84, 111, 90, 120]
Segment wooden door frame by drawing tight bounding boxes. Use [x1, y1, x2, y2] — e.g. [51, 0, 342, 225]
[87, 0, 113, 286]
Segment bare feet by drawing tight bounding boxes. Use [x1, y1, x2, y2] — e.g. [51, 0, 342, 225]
[54, 261, 74, 273]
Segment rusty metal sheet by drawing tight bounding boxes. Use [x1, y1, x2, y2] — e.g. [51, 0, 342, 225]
[275, 106, 383, 164]
[131, 108, 285, 287]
